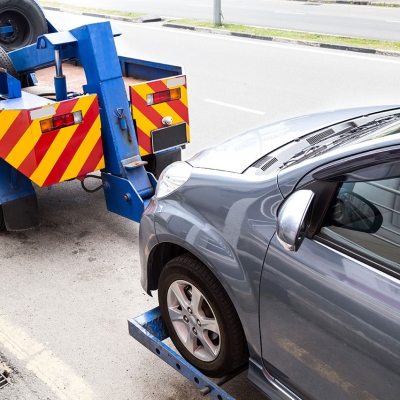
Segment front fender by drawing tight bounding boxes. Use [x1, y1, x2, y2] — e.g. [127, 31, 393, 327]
[153, 199, 269, 361]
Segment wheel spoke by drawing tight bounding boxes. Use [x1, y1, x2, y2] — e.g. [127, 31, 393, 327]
[190, 285, 203, 315]
[169, 282, 190, 309]
[168, 306, 185, 322]
[197, 330, 219, 358]
[199, 317, 220, 336]
[183, 330, 198, 354]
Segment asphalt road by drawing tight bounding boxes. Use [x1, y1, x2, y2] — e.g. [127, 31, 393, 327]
[45, 0, 400, 41]
[2, 10, 400, 400]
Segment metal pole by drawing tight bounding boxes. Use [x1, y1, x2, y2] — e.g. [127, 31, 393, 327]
[213, 0, 221, 26]
[54, 48, 67, 101]
[54, 49, 63, 77]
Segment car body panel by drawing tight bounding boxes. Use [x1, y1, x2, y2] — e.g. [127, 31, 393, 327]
[188, 105, 400, 174]
[260, 235, 400, 400]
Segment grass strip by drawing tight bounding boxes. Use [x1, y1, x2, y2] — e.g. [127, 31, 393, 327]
[168, 19, 400, 52]
[41, 1, 144, 19]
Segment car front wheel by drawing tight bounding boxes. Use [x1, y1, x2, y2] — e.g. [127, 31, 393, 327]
[158, 255, 248, 377]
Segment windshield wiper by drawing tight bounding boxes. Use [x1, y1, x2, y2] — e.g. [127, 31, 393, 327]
[282, 144, 328, 168]
[330, 114, 400, 148]
[281, 114, 400, 170]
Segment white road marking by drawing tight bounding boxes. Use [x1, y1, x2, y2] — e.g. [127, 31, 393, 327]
[275, 11, 306, 15]
[204, 99, 265, 115]
[0, 314, 95, 399]
[386, 20, 400, 23]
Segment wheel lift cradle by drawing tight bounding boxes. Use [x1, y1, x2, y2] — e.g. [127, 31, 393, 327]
[0, 21, 190, 230]
[128, 307, 248, 400]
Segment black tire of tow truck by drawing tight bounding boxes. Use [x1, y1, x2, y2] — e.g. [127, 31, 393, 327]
[0, 206, 5, 231]
[0, 46, 18, 78]
[0, 0, 48, 52]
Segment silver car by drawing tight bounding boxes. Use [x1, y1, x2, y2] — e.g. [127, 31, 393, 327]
[139, 104, 400, 400]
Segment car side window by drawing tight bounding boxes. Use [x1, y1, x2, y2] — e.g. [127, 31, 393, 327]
[320, 176, 400, 272]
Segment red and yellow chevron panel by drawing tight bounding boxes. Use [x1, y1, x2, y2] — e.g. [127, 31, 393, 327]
[130, 75, 190, 156]
[0, 94, 104, 187]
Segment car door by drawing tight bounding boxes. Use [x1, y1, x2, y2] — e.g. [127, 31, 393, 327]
[260, 156, 400, 400]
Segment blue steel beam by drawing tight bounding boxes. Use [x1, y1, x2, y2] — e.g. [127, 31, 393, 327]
[70, 22, 154, 220]
[70, 24, 151, 176]
[8, 42, 78, 74]
[128, 308, 236, 400]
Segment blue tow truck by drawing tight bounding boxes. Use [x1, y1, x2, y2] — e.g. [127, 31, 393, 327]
[0, 3, 189, 231]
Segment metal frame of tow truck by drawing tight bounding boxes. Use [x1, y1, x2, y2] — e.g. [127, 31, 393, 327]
[128, 307, 248, 400]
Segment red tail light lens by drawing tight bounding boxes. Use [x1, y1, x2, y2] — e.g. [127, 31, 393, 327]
[40, 111, 83, 133]
[146, 88, 181, 106]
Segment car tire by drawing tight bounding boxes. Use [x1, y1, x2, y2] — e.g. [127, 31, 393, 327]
[0, 46, 18, 78]
[0, 0, 48, 52]
[158, 254, 248, 377]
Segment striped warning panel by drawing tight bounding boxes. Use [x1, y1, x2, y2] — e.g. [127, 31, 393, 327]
[0, 94, 104, 187]
[130, 75, 190, 156]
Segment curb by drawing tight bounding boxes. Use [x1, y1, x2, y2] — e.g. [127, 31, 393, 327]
[164, 23, 400, 58]
[42, 6, 161, 23]
[302, 0, 400, 6]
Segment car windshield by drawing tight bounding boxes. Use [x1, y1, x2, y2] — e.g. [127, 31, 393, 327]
[281, 114, 400, 170]
[361, 118, 400, 141]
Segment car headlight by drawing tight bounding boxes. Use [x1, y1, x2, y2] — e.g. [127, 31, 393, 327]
[155, 162, 192, 199]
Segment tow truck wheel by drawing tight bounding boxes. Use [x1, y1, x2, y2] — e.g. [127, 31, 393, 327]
[158, 255, 248, 378]
[0, 46, 18, 78]
[0, 0, 48, 52]
[0, 206, 5, 231]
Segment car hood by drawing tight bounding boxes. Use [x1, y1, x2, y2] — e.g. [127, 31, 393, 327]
[187, 105, 400, 173]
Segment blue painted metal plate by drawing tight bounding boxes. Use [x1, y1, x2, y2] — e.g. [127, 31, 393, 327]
[0, 71, 21, 99]
[119, 56, 182, 81]
[102, 172, 152, 223]
[36, 31, 77, 48]
[128, 307, 236, 400]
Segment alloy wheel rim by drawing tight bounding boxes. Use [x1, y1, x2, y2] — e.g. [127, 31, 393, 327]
[167, 279, 221, 362]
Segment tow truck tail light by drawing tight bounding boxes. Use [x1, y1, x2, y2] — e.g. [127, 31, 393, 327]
[40, 111, 83, 133]
[146, 88, 181, 106]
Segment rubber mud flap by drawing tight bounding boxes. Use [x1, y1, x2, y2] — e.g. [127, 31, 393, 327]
[2, 194, 40, 231]
[142, 147, 182, 179]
